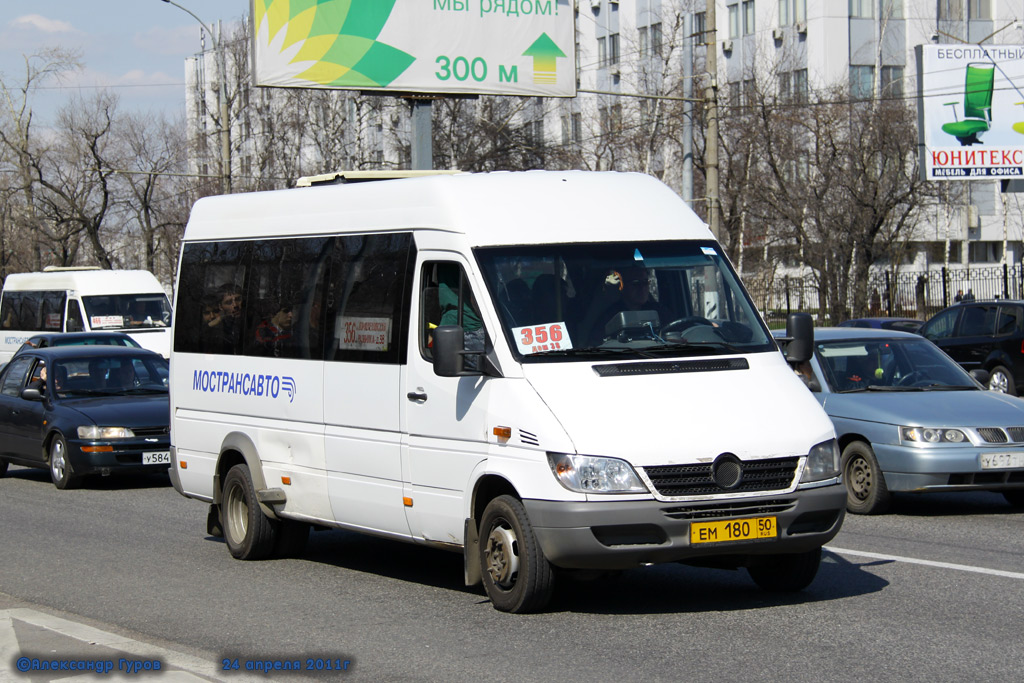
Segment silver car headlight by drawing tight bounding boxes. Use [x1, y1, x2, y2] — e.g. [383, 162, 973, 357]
[77, 426, 135, 439]
[900, 427, 968, 444]
[547, 452, 648, 494]
[801, 439, 840, 483]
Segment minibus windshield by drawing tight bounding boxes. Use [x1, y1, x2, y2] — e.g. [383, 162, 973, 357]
[476, 240, 776, 361]
[83, 294, 172, 330]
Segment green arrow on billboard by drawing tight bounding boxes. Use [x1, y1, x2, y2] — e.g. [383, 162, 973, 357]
[523, 33, 566, 85]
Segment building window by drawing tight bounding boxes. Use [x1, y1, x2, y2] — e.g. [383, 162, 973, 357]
[597, 37, 607, 67]
[880, 0, 903, 18]
[639, 26, 648, 56]
[778, 71, 791, 101]
[743, 0, 755, 35]
[793, 68, 808, 103]
[608, 32, 620, 65]
[794, 0, 806, 23]
[780, 0, 790, 26]
[729, 4, 740, 39]
[850, 65, 875, 100]
[938, 0, 963, 20]
[650, 23, 662, 56]
[880, 66, 904, 98]
[849, 0, 873, 18]
[572, 113, 582, 144]
[968, 0, 991, 19]
[694, 12, 706, 41]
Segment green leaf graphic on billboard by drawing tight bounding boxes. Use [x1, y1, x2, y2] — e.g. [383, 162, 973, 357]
[254, 0, 414, 87]
[523, 33, 566, 85]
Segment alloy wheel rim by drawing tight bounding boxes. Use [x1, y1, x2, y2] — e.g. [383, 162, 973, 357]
[50, 442, 65, 481]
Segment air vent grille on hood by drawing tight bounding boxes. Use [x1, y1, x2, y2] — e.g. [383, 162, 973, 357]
[593, 357, 749, 377]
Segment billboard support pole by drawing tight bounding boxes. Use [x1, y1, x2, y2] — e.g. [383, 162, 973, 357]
[410, 99, 433, 171]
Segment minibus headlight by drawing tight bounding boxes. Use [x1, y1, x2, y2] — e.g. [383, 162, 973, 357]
[547, 453, 648, 494]
[77, 426, 135, 439]
[801, 439, 840, 483]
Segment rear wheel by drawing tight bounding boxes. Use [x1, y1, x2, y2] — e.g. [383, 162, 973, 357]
[747, 548, 822, 592]
[478, 495, 554, 613]
[222, 464, 276, 560]
[0, 458, 8, 478]
[49, 435, 79, 490]
[988, 365, 1016, 395]
[841, 441, 890, 514]
[1003, 490, 1024, 508]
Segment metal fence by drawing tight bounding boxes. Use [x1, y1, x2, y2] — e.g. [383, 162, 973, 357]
[745, 264, 1024, 326]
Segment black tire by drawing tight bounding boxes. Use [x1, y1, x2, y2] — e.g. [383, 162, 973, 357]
[747, 548, 822, 592]
[988, 365, 1017, 395]
[1003, 490, 1024, 508]
[841, 441, 891, 514]
[48, 435, 79, 490]
[273, 520, 311, 558]
[222, 464, 277, 560]
[0, 458, 8, 478]
[478, 495, 555, 613]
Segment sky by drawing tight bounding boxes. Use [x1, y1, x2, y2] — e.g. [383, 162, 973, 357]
[0, 1, 249, 125]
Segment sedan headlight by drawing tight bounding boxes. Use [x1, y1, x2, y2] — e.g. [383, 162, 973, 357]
[547, 453, 648, 494]
[900, 427, 967, 444]
[77, 426, 135, 439]
[801, 439, 840, 483]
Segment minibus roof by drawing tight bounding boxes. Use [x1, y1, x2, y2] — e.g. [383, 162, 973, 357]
[2, 269, 166, 295]
[182, 170, 713, 246]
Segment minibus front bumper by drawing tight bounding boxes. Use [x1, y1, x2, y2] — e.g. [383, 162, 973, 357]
[524, 484, 846, 570]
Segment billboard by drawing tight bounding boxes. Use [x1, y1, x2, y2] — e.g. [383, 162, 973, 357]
[919, 44, 1024, 181]
[251, 0, 576, 98]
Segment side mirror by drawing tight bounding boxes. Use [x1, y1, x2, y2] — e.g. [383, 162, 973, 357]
[970, 368, 991, 386]
[21, 387, 42, 401]
[784, 312, 814, 364]
[433, 325, 468, 377]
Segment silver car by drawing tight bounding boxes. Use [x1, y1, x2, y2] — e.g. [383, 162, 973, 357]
[776, 327, 1024, 514]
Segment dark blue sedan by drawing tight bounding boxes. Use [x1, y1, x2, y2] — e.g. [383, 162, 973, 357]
[0, 346, 169, 489]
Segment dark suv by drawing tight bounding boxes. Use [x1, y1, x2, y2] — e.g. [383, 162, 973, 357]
[919, 300, 1024, 394]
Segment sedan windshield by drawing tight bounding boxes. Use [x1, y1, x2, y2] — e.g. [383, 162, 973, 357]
[816, 338, 978, 392]
[83, 294, 172, 330]
[475, 240, 775, 361]
[53, 355, 169, 398]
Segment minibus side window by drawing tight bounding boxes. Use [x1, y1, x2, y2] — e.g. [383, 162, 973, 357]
[175, 242, 250, 355]
[66, 300, 85, 332]
[420, 262, 483, 361]
[325, 233, 414, 365]
[40, 292, 66, 331]
[1, 293, 21, 329]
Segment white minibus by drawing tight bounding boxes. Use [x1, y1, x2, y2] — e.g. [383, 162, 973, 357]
[0, 267, 172, 361]
[169, 171, 845, 613]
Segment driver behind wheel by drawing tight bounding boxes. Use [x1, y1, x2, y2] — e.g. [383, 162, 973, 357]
[588, 266, 671, 344]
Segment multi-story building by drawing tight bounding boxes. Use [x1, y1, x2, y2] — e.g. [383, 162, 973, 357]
[184, 2, 1024, 282]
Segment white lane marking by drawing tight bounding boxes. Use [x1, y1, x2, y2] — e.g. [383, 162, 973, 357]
[0, 608, 261, 682]
[827, 546, 1024, 580]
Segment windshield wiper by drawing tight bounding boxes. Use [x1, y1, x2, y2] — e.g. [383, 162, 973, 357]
[645, 341, 744, 355]
[528, 346, 657, 358]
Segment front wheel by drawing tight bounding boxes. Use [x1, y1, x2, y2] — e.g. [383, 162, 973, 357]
[988, 365, 1017, 395]
[0, 458, 8, 478]
[222, 464, 277, 560]
[49, 435, 79, 490]
[747, 548, 822, 592]
[841, 441, 891, 514]
[478, 495, 554, 613]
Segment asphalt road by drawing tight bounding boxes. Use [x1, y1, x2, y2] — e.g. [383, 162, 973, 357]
[1, 465, 1022, 682]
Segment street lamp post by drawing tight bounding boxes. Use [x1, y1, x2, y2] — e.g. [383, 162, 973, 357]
[160, 0, 231, 194]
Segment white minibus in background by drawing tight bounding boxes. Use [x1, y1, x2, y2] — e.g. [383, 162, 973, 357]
[169, 170, 845, 613]
[0, 267, 172, 362]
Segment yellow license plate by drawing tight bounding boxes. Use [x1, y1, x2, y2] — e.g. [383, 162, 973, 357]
[690, 516, 777, 544]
